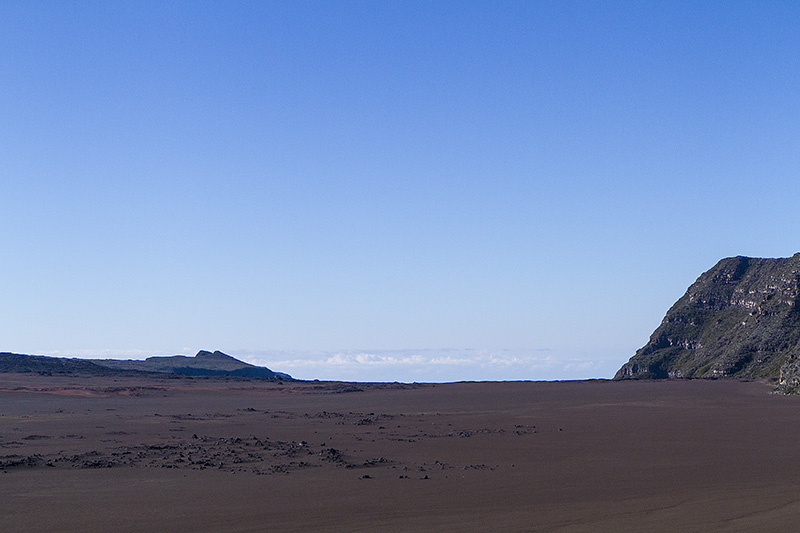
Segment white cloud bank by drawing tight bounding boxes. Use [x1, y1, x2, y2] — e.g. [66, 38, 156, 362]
[236, 348, 621, 383]
[34, 347, 623, 383]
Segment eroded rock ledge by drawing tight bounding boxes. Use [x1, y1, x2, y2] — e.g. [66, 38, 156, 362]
[615, 254, 800, 385]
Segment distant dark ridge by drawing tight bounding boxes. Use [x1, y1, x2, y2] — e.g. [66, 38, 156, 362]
[94, 350, 291, 379]
[0, 352, 130, 376]
[615, 254, 800, 387]
[169, 366, 287, 378]
[0, 351, 293, 380]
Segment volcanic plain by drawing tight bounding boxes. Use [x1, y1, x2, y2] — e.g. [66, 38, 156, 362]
[3, 374, 800, 531]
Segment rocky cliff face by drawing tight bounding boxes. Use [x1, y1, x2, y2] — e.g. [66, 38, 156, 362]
[774, 354, 800, 393]
[615, 254, 800, 381]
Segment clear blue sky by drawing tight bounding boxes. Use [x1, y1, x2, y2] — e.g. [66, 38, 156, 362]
[2, 1, 799, 381]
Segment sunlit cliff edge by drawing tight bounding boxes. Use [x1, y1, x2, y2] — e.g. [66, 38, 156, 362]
[615, 254, 800, 393]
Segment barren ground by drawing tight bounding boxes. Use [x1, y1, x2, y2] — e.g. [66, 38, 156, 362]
[2, 375, 800, 531]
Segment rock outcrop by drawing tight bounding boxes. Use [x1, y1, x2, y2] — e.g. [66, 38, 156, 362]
[615, 254, 800, 381]
[774, 354, 800, 394]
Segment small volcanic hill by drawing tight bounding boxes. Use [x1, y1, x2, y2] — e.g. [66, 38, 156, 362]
[0, 350, 291, 379]
[615, 254, 800, 388]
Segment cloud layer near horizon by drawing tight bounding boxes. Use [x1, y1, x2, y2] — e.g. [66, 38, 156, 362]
[240, 348, 617, 382]
[38, 347, 618, 383]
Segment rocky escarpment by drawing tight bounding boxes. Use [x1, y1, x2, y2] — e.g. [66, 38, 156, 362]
[615, 254, 800, 382]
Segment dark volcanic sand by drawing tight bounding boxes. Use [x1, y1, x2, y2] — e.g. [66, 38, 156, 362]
[2, 375, 800, 531]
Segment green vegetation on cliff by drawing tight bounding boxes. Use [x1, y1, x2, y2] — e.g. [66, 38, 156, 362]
[615, 254, 800, 383]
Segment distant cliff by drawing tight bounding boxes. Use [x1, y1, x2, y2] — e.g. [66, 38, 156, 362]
[615, 254, 800, 386]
